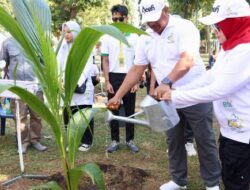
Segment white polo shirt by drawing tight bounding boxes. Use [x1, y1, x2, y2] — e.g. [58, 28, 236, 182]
[101, 33, 138, 73]
[134, 15, 205, 87]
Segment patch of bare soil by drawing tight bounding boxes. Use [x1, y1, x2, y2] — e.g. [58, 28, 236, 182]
[98, 163, 149, 190]
[0, 179, 42, 190]
[1, 163, 150, 190]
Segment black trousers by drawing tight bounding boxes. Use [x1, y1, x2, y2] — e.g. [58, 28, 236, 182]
[219, 135, 250, 190]
[108, 73, 136, 142]
[184, 120, 194, 144]
[63, 105, 94, 145]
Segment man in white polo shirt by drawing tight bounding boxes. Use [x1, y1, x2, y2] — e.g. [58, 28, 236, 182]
[107, 0, 221, 189]
[101, 4, 139, 153]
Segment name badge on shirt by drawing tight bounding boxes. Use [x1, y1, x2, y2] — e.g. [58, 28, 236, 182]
[118, 42, 126, 70]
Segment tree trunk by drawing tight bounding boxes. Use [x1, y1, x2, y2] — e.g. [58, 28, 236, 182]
[205, 26, 211, 54]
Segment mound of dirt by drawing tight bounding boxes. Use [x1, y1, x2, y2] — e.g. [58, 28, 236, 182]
[98, 163, 149, 190]
[1, 163, 149, 190]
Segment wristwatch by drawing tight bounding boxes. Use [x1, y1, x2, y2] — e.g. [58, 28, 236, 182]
[161, 77, 173, 88]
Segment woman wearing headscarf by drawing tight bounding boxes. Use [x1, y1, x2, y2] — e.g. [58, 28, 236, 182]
[57, 21, 95, 152]
[159, 0, 250, 189]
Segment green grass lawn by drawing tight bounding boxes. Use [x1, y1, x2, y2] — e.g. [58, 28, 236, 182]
[0, 88, 223, 190]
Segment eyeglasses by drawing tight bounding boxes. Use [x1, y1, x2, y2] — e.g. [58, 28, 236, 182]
[112, 17, 125, 22]
[211, 24, 220, 32]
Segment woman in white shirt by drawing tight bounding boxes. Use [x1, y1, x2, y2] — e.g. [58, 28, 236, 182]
[57, 21, 95, 152]
[159, 0, 250, 189]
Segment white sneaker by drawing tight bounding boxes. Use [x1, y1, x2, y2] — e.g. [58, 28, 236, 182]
[32, 142, 47, 152]
[206, 185, 220, 190]
[160, 180, 187, 190]
[185, 142, 197, 156]
[78, 144, 91, 152]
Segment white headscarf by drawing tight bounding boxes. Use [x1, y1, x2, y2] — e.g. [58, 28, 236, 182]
[57, 21, 93, 86]
[62, 21, 81, 40]
[57, 21, 81, 72]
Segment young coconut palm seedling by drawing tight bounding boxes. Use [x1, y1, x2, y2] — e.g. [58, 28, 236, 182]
[0, 0, 146, 189]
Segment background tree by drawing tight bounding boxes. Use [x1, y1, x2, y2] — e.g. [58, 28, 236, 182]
[167, 0, 214, 53]
[80, 0, 137, 26]
[0, 0, 11, 31]
[0, 0, 11, 14]
[49, 0, 103, 37]
[49, 0, 137, 38]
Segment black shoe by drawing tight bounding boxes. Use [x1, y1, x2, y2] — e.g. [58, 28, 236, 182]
[106, 140, 119, 153]
[126, 140, 139, 153]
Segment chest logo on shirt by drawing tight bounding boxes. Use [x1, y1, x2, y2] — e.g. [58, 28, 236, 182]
[145, 40, 151, 46]
[228, 114, 243, 129]
[222, 100, 244, 130]
[167, 33, 175, 43]
[223, 101, 232, 108]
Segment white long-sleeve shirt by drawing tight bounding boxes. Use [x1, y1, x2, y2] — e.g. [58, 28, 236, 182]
[172, 43, 250, 144]
[57, 40, 95, 106]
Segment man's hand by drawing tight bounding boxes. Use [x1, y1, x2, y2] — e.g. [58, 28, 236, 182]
[154, 83, 171, 100]
[105, 81, 114, 94]
[107, 96, 121, 110]
[140, 72, 146, 82]
[130, 84, 138, 93]
[160, 89, 173, 101]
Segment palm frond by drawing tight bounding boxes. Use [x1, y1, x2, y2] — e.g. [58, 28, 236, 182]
[69, 163, 105, 190]
[10, 0, 42, 57]
[67, 108, 100, 167]
[35, 19, 61, 114]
